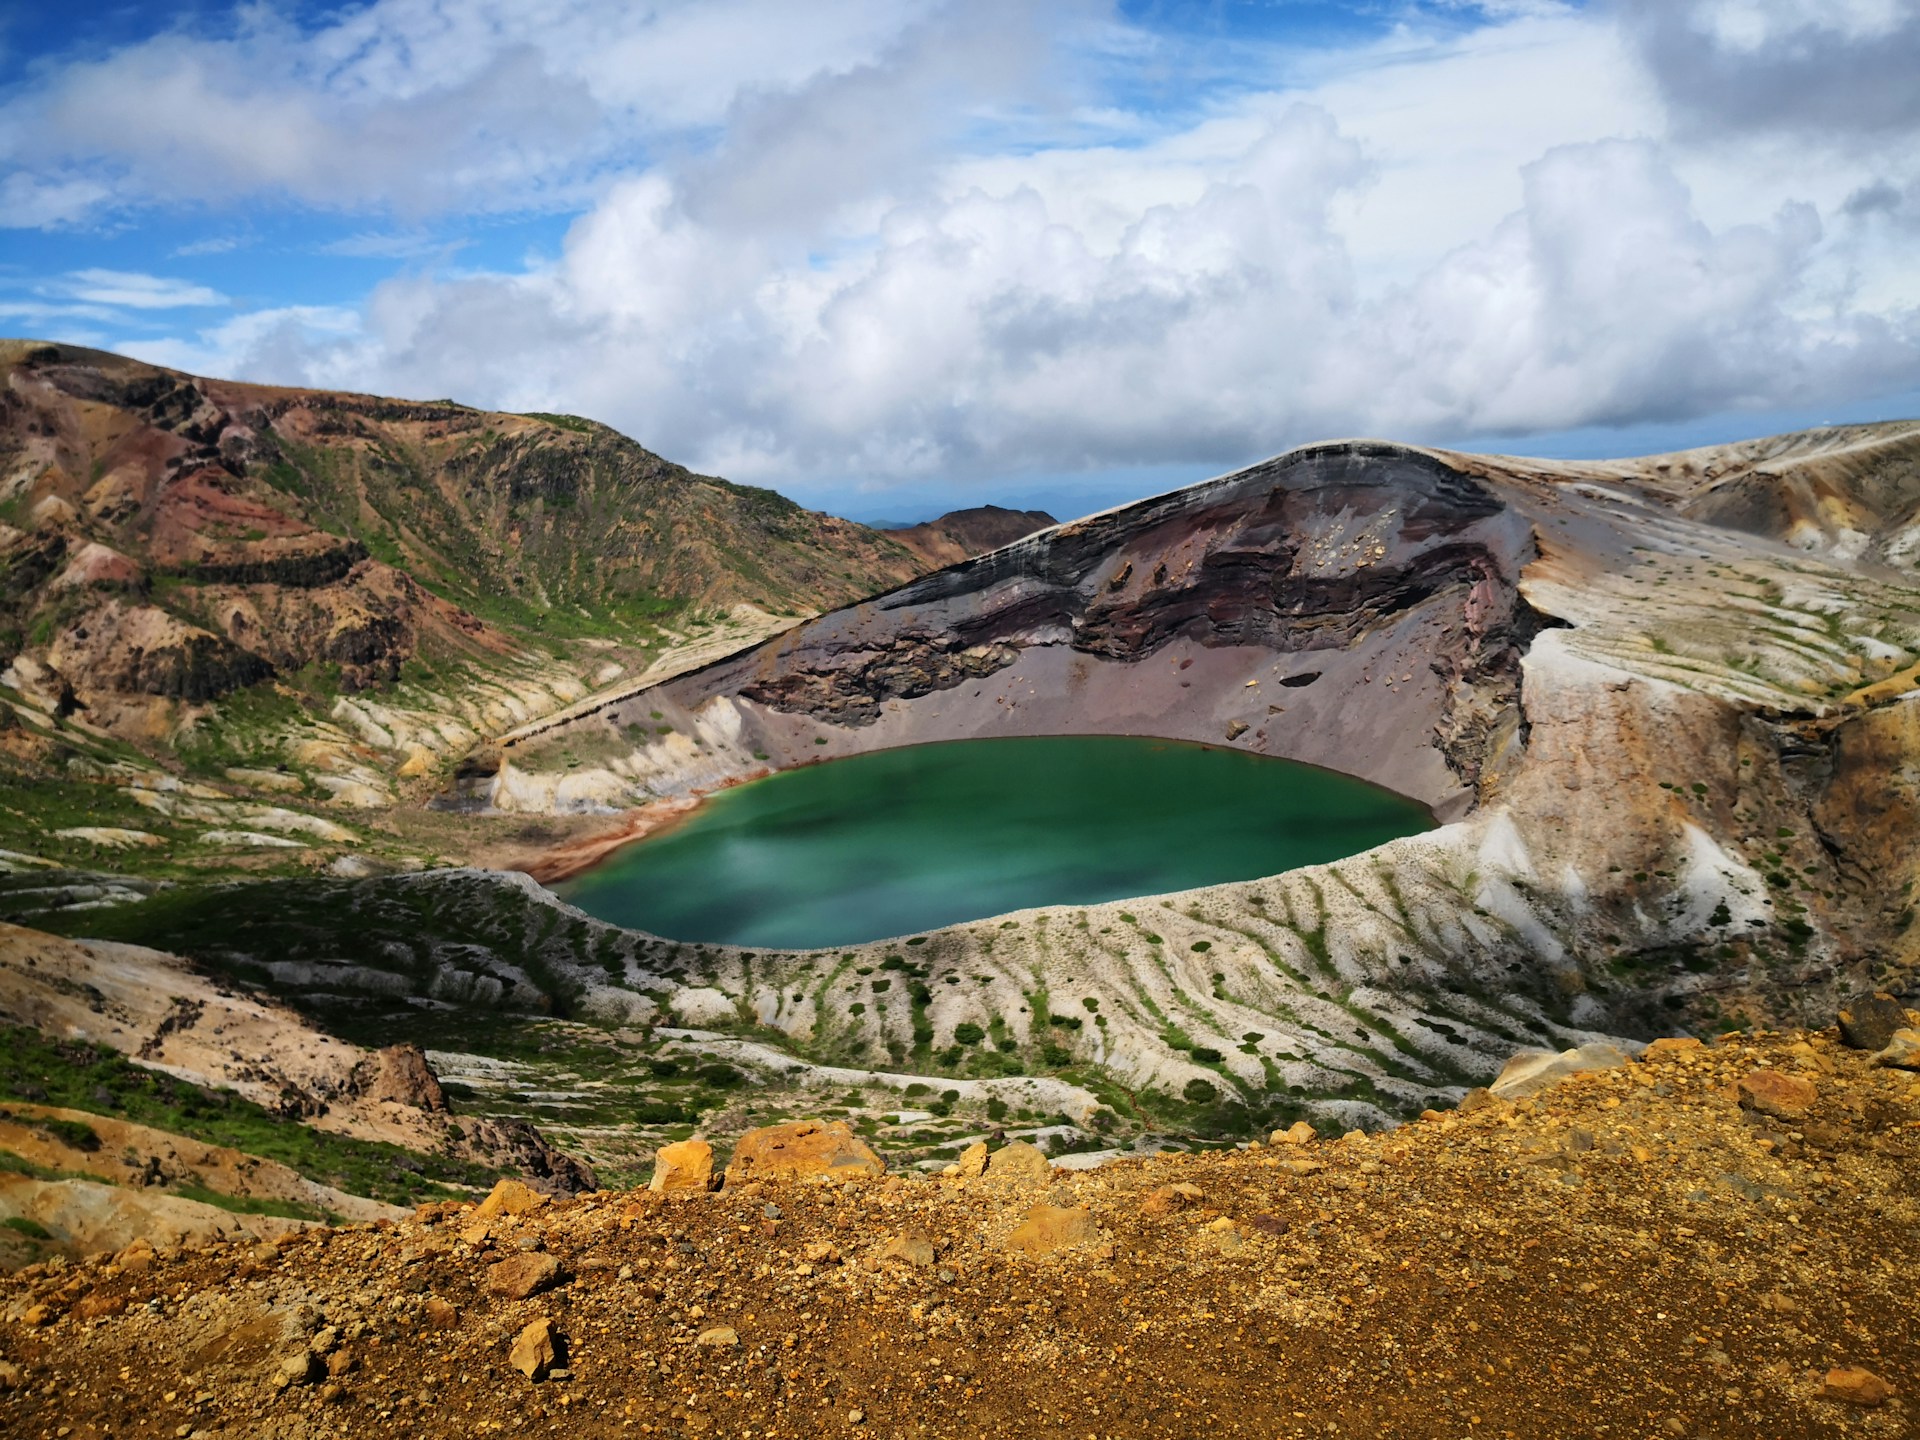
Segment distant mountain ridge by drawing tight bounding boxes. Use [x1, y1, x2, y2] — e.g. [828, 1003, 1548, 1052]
[882, 504, 1058, 569]
[0, 340, 926, 729]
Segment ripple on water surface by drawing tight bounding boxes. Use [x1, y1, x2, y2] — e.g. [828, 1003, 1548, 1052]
[556, 735, 1432, 948]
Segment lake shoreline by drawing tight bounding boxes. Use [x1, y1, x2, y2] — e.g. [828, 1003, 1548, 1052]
[493, 767, 775, 885]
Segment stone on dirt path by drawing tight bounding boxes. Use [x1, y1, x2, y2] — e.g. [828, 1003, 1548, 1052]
[879, 1232, 936, 1267]
[982, 1141, 1052, 1187]
[1141, 1183, 1204, 1216]
[1003, 1204, 1105, 1258]
[1821, 1367, 1893, 1407]
[473, 1178, 548, 1223]
[1873, 1028, 1920, 1071]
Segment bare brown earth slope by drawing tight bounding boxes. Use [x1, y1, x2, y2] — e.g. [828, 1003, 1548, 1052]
[1, 1025, 1915, 1440]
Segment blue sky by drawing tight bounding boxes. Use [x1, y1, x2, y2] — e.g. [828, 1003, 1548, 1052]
[3, 1, 1918, 522]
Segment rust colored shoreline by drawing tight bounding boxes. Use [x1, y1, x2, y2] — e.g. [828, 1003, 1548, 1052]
[496, 768, 773, 886]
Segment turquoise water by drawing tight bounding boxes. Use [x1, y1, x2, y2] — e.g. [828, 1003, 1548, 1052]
[557, 735, 1431, 948]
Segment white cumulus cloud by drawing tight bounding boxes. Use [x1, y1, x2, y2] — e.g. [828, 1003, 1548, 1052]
[35, 1, 1920, 502]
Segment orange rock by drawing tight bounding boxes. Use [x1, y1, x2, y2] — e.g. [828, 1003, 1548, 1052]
[423, 1297, 460, 1329]
[649, 1139, 715, 1194]
[1821, 1367, 1893, 1407]
[879, 1232, 936, 1267]
[1140, 1183, 1205, 1216]
[1736, 1069, 1818, 1119]
[509, 1318, 559, 1381]
[723, 1120, 885, 1185]
[1644, 1037, 1703, 1055]
[1270, 1121, 1318, 1146]
[472, 1178, 548, 1223]
[71, 1292, 126, 1321]
[1003, 1204, 1106, 1258]
[484, 1252, 563, 1300]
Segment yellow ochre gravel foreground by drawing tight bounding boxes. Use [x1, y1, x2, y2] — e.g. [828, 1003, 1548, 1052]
[3, 1026, 1917, 1440]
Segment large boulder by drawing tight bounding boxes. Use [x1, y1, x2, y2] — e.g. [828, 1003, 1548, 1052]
[648, 1139, 714, 1193]
[353, 1043, 447, 1112]
[723, 1120, 885, 1185]
[1837, 994, 1909, 1052]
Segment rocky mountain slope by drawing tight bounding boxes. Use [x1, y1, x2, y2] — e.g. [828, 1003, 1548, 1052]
[881, 505, 1058, 570]
[0, 340, 920, 700]
[0, 341, 945, 876]
[1, 1025, 1914, 1439]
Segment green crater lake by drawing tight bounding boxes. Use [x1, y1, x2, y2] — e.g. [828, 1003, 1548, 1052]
[557, 735, 1432, 948]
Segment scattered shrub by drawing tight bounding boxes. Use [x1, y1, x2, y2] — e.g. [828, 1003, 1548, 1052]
[41, 1117, 100, 1152]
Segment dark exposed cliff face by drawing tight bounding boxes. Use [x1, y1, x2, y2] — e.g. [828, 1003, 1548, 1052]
[739, 638, 1021, 726]
[116, 626, 274, 703]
